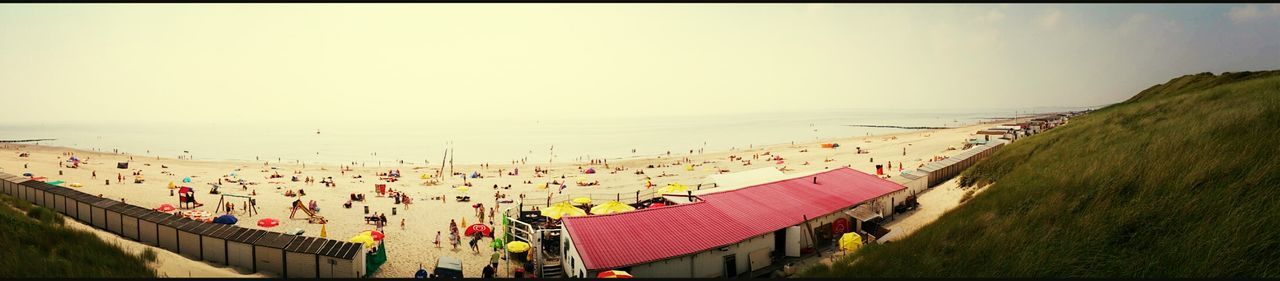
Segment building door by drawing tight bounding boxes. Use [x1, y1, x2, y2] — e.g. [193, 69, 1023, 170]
[773, 229, 786, 257]
[724, 254, 738, 278]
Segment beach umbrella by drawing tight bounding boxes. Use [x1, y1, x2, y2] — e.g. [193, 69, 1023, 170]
[48, 180, 65, 186]
[598, 270, 634, 278]
[541, 202, 586, 219]
[685, 164, 694, 171]
[590, 201, 636, 215]
[213, 214, 238, 225]
[183, 177, 191, 183]
[349, 234, 376, 248]
[455, 186, 469, 192]
[420, 174, 431, 179]
[359, 230, 385, 241]
[168, 182, 176, 189]
[415, 266, 429, 279]
[657, 183, 688, 194]
[585, 167, 595, 174]
[257, 218, 280, 228]
[465, 224, 493, 237]
[506, 241, 531, 253]
[155, 204, 176, 212]
[22, 173, 32, 177]
[572, 197, 592, 205]
[839, 232, 862, 252]
[490, 238, 504, 250]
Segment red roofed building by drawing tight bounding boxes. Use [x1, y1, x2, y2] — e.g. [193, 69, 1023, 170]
[559, 167, 906, 278]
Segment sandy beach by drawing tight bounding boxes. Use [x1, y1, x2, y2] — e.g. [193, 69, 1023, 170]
[0, 120, 1010, 277]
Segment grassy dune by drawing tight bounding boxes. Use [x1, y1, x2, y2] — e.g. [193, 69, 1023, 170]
[0, 193, 156, 277]
[803, 70, 1280, 277]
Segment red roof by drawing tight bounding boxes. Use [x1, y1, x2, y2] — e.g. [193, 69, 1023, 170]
[561, 167, 905, 270]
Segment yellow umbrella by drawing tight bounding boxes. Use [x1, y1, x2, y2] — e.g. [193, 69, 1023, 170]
[590, 201, 636, 215]
[455, 186, 469, 192]
[168, 182, 176, 189]
[350, 234, 376, 248]
[572, 197, 592, 205]
[541, 202, 586, 219]
[657, 183, 688, 194]
[506, 241, 531, 253]
[685, 164, 694, 171]
[838, 232, 862, 252]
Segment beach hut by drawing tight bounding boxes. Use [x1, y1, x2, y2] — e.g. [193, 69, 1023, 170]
[317, 240, 366, 278]
[0, 173, 13, 196]
[69, 192, 103, 224]
[253, 231, 298, 276]
[20, 181, 47, 208]
[119, 205, 152, 241]
[157, 215, 185, 252]
[228, 228, 268, 273]
[178, 219, 213, 260]
[138, 212, 174, 246]
[200, 224, 238, 265]
[90, 199, 120, 230]
[284, 236, 327, 278]
[43, 184, 76, 216]
[104, 202, 128, 235]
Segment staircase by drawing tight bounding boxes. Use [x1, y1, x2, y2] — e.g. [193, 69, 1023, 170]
[542, 263, 563, 278]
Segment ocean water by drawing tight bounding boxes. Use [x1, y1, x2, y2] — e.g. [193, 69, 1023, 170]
[0, 108, 1048, 166]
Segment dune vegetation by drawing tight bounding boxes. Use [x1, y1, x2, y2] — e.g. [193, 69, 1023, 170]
[0, 193, 156, 277]
[802, 70, 1280, 277]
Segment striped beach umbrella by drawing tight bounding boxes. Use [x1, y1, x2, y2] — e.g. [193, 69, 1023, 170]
[598, 270, 633, 278]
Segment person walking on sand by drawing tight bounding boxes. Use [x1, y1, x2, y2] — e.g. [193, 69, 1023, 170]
[469, 232, 482, 253]
[434, 231, 442, 248]
[401, 218, 405, 230]
[449, 231, 460, 250]
[92, 170, 96, 179]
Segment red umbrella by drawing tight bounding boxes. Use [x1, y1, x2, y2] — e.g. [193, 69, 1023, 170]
[257, 218, 279, 228]
[364, 230, 385, 241]
[465, 224, 492, 237]
[155, 204, 176, 212]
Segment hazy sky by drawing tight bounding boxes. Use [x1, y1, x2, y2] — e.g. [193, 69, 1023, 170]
[1, 4, 1278, 124]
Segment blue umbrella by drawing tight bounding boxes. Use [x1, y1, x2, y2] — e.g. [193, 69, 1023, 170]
[22, 173, 32, 177]
[183, 177, 192, 183]
[415, 267, 429, 278]
[213, 214, 238, 225]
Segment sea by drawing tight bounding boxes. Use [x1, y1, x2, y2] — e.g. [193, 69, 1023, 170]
[0, 108, 1080, 166]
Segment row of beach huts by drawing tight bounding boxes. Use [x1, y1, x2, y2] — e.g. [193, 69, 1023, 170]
[0, 171, 367, 278]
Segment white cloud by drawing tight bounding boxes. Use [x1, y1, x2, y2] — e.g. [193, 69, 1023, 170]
[1228, 4, 1280, 23]
[1036, 9, 1063, 29]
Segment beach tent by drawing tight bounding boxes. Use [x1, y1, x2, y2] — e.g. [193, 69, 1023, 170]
[585, 167, 596, 174]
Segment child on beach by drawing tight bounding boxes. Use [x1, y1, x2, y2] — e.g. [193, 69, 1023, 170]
[434, 231, 442, 248]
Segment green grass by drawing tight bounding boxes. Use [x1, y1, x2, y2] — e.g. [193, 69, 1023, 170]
[802, 70, 1280, 277]
[0, 193, 157, 277]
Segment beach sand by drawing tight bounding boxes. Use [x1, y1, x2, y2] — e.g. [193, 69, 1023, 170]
[0, 120, 1009, 277]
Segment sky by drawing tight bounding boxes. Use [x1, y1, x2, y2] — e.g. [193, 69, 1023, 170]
[1, 4, 1278, 124]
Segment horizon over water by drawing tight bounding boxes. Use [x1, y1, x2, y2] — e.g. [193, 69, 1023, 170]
[0, 107, 1085, 166]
